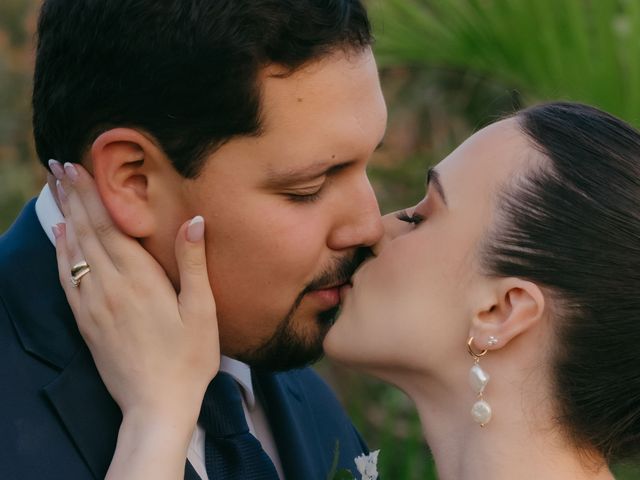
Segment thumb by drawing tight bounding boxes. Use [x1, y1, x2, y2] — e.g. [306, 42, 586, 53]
[175, 216, 216, 323]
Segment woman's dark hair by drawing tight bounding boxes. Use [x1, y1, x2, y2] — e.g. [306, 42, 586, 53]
[483, 102, 640, 462]
[33, 0, 372, 177]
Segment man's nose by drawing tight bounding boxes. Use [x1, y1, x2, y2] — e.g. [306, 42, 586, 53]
[328, 179, 384, 250]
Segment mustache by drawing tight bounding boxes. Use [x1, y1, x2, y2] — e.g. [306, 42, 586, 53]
[304, 247, 373, 293]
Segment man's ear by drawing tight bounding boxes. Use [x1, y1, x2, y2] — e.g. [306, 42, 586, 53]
[469, 278, 545, 351]
[90, 128, 164, 238]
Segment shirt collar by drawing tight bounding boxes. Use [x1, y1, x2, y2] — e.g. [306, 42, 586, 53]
[219, 356, 256, 408]
[35, 184, 65, 244]
[35, 184, 257, 409]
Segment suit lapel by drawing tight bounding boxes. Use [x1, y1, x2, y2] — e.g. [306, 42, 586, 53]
[43, 345, 121, 479]
[44, 356, 204, 480]
[253, 370, 327, 480]
[1, 201, 121, 479]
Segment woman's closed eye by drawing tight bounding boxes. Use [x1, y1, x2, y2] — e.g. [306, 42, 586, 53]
[396, 210, 426, 225]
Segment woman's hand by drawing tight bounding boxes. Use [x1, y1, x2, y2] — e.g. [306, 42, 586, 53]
[50, 161, 219, 479]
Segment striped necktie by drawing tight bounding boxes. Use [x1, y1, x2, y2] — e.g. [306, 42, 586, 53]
[198, 372, 279, 480]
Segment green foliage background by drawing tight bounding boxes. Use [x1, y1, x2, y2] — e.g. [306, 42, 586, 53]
[1, 1, 639, 478]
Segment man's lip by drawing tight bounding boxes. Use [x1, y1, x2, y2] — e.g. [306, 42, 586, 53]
[306, 283, 350, 308]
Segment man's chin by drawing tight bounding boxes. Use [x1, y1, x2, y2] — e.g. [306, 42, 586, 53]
[236, 306, 339, 372]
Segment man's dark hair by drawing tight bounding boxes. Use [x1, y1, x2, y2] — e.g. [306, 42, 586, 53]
[483, 102, 640, 461]
[33, 0, 372, 177]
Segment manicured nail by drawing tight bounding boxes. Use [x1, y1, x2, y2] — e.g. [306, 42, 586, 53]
[64, 162, 79, 183]
[56, 180, 67, 201]
[48, 159, 65, 180]
[187, 216, 205, 243]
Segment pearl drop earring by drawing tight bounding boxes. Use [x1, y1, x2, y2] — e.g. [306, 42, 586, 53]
[467, 337, 492, 427]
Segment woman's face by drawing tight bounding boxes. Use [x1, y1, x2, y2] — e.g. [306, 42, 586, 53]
[324, 118, 537, 375]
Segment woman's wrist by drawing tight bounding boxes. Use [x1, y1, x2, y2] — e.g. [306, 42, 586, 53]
[105, 409, 200, 480]
[121, 410, 196, 444]
[120, 392, 204, 442]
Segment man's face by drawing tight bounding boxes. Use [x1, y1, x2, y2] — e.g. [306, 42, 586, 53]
[167, 49, 386, 369]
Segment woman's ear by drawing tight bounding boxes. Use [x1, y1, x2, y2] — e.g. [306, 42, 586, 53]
[469, 278, 546, 351]
[91, 128, 164, 238]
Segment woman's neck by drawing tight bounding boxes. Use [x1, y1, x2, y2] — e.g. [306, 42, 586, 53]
[393, 367, 614, 480]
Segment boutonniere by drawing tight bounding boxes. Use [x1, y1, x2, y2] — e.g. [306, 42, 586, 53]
[327, 441, 380, 480]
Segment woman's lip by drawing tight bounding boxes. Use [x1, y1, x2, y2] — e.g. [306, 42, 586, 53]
[307, 285, 344, 308]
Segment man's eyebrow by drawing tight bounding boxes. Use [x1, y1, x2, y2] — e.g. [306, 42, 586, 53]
[264, 161, 351, 187]
[427, 167, 448, 206]
[264, 139, 384, 187]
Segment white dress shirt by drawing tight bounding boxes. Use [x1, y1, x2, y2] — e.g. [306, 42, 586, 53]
[35, 184, 284, 480]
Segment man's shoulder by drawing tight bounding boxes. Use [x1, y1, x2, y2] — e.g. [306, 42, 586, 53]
[275, 366, 361, 435]
[275, 366, 335, 398]
[282, 367, 342, 403]
[0, 199, 38, 266]
[0, 198, 44, 315]
[0, 199, 38, 310]
[281, 368, 368, 458]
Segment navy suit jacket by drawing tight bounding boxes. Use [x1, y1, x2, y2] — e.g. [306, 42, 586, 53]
[0, 200, 368, 480]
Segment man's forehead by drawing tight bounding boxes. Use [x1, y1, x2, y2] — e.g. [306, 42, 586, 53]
[259, 50, 377, 109]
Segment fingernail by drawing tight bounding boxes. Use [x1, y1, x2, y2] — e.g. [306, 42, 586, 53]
[52, 223, 64, 239]
[56, 180, 67, 201]
[48, 159, 65, 180]
[187, 216, 205, 243]
[64, 162, 79, 183]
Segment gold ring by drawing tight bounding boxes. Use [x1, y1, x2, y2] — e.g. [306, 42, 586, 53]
[467, 336, 488, 359]
[71, 261, 90, 276]
[70, 261, 91, 288]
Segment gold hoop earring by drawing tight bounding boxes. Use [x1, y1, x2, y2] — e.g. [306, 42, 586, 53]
[467, 336, 492, 427]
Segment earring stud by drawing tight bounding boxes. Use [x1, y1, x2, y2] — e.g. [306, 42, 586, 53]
[487, 336, 498, 347]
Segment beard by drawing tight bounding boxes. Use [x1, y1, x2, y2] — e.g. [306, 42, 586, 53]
[235, 247, 371, 371]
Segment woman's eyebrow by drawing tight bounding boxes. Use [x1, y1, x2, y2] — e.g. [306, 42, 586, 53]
[427, 167, 448, 206]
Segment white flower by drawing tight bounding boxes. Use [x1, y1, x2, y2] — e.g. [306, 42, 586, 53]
[354, 450, 379, 480]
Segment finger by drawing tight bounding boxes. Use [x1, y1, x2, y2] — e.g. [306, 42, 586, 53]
[56, 180, 88, 267]
[53, 222, 102, 346]
[56, 180, 104, 300]
[56, 178, 71, 219]
[53, 223, 75, 299]
[62, 162, 142, 271]
[175, 216, 216, 325]
[52, 223, 82, 314]
[59, 163, 118, 266]
[56, 177, 108, 280]
[62, 210, 98, 293]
